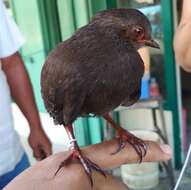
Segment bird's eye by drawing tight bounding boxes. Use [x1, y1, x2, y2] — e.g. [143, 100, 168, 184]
[133, 26, 144, 40]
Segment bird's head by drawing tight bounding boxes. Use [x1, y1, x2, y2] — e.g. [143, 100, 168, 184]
[91, 8, 159, 50]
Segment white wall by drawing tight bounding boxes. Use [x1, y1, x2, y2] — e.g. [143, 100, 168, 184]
[12, 104, 69, 165]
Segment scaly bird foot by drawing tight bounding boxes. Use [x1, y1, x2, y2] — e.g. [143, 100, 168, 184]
[112, 128, 147, 162]
[55, 148, 106, 186]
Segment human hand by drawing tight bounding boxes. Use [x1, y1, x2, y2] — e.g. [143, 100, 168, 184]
[28, 127, 52, 160]
[5, 140, 172, 190]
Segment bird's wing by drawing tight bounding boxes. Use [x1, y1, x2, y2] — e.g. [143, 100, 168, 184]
[121, 79, 142, 107]
[41, 43, 89, 125]
[55, 73, 89, 125]
[119, 51, 144, 107]
[41, 28, 144, 123]
[81, 49, 144, 114]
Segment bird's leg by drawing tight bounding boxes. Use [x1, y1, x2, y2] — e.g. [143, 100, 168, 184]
[103, 113, 147, 162]
[55, 125, 106, 186]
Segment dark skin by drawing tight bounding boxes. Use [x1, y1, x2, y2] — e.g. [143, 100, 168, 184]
[4, 140, 172, 190]
[1, 52, 52, 160]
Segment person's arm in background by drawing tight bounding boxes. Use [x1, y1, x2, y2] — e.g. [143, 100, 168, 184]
[1, 52, 52, 160]
[174, 0, 191, 72]
[4, 140, 172, 190]
[0, 0, 52, 160]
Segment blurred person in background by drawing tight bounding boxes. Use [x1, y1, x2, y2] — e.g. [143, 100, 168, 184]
[0, 0, 52, 188]
[174, 0, 191, 72]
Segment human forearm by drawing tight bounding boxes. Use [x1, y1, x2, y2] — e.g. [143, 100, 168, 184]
[4, 140, 172, 190]
[174, 0, 191, 71]
[1, 52, 41, 130]
[174, 22, 191, 71]
[2, 52, 52, 159]
[180, 0, 191, 22]
[82, 139, 172, 170]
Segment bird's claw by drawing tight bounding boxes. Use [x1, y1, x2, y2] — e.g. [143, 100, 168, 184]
[55, 150, 106, 186]
[112, 129, 147, 162]
[80, 156, 106, 186]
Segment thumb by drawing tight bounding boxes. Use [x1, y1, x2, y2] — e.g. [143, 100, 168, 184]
[33, 145, 44, 161]
[43, 143, 52, 157]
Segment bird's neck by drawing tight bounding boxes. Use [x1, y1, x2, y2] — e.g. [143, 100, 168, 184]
[78, 22, 138, 52]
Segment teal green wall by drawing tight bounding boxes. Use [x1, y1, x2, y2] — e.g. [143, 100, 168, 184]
[161, 0, 181, 168]
[10, 0, 46, 111]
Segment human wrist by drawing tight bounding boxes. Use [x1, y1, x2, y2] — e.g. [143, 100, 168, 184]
[28, 121, 43, 133]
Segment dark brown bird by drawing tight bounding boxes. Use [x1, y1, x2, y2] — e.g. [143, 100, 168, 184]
[41, 8, 159, 185]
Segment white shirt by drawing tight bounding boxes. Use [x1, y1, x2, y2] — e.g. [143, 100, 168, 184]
[0, 0, 24, 175]
[0, 0, 24, 58]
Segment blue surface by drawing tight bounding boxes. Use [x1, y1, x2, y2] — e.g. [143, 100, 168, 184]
[140, 77, 150, 99]
[0, 152, 30, 189]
